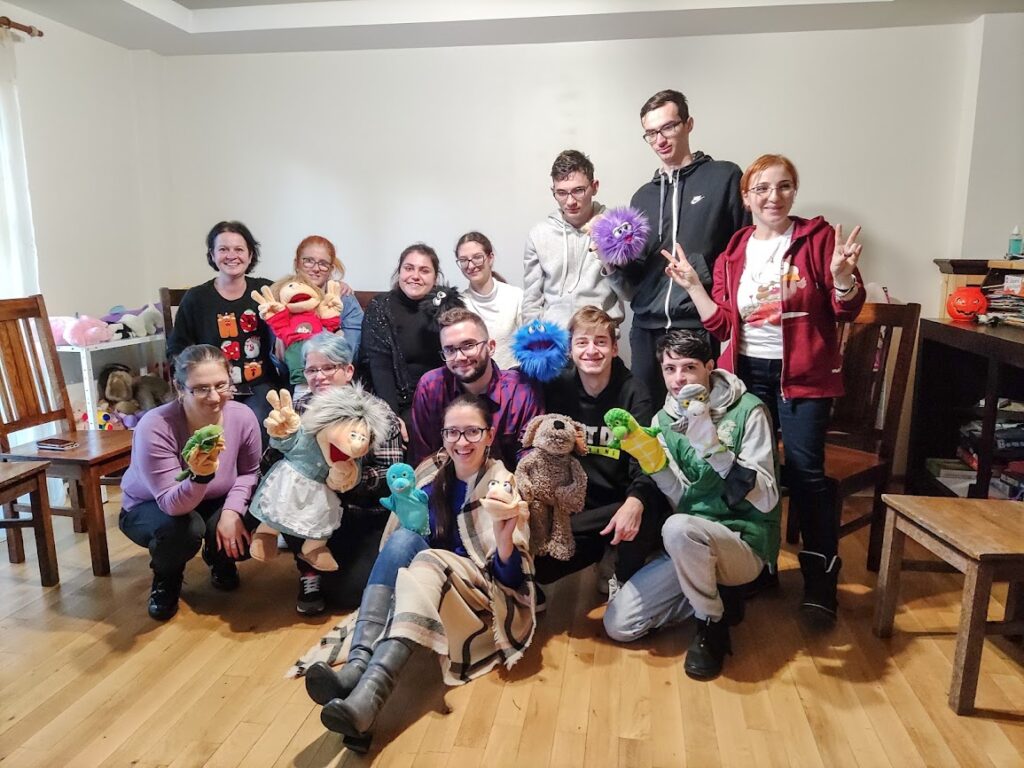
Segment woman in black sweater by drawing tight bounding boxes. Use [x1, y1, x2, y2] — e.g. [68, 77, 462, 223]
[360, 243, 445, 437]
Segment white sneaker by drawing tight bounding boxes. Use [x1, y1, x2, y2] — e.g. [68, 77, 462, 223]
[606, 576, 620, 602]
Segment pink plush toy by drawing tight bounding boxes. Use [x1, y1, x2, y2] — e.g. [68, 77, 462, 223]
[64, 316, 114, 347]
[50, 317, 74, 346]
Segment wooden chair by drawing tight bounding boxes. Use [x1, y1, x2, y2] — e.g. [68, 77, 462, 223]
[353, 290, 380, 312]
[784, 302, 922, 571]
[159, 287, 189, 336]
[0, 295, 133, 576]
[0, 460, 58, 586]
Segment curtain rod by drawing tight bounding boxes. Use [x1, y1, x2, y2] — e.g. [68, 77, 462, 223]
[0, 16, 44, 38]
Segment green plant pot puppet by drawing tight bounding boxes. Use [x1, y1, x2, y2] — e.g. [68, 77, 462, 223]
[248, 384, 391, 570]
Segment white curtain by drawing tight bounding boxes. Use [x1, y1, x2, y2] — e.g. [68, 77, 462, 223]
[0, 29, 38, 299]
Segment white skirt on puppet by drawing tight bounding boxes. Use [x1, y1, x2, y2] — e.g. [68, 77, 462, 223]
[250, 461, 342, 540]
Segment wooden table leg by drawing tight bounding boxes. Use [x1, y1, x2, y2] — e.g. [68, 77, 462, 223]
[81, 469, 110, 577]
[1006, 581, 1024, 643]
[950, 561, 993, 714]
[3, 500, 25, 563]
[68, 480, 88, 534]
[29, 476, 59, 587]
[873, 505, 905, 637]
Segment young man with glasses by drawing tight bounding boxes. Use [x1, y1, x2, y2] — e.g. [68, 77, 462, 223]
[536, 307, 667, 597]
[613, 90, 748, 405]
[522, 149, 628, 326]
[408, 308, 542, 468]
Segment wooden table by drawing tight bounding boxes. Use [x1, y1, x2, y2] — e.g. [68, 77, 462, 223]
[873, 493, 1024, 714]
[0, 461, 58, 586]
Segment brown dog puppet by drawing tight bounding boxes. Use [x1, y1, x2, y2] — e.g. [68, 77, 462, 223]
[515, 413, 588, 561]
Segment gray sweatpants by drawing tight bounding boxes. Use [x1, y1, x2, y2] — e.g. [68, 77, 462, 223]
[603, 514, 764, 642]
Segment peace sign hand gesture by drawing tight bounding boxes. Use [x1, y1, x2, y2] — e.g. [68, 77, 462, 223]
[662, 243, 702, 292]
[264, 388, 301, 438]
[830, 224, 863, 287]
[317, 280, 343, 320]
[250, 285, 285, 319]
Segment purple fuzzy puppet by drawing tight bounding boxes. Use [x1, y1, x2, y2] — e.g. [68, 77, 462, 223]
[590, 206, 650, 266]
[511, 319, 569, 383]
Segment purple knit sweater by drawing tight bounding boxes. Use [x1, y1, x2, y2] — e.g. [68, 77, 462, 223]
[120, 400, 261, 515]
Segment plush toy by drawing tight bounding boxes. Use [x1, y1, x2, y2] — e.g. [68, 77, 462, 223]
[380, 463, 429, 536]
[95, 410, 127, 431]
[103, 304, 164, 337]
[510, 319, 570, 383]
[50, 317, 74, 346]
[175, 425, 225, 481]
[248, 384, 392, 571]
[133, 374, 172, 412]
[479, 475, 529, 525]
[604, 408, 666, 474]
[64, 316, 113, 347]
[514, 414, 588, 561]
[421, 285, 466, 332]
[97, 364, 140, 415]
[589, 206, 651, 267]
[252, 276, 342, 384]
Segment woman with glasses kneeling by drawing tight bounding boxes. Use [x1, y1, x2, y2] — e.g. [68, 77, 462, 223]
[302, 394, 536, 753]
[278, 332, 404, 616]
[119, 345, 262, 621]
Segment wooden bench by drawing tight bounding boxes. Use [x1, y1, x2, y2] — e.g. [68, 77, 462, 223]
[873, 493, 1024, 714]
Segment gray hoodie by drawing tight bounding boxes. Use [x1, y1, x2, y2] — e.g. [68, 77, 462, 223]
[521, 201, 628, 326]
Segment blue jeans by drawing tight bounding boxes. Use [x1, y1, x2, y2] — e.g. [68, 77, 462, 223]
[366, 527, 430, 589]
[736, 355, 836, 557]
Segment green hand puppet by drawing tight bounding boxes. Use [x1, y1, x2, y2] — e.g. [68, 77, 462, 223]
[604, 408, 667, 474]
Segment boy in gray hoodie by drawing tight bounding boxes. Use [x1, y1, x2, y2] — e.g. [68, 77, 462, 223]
[522, 150, 629, 326]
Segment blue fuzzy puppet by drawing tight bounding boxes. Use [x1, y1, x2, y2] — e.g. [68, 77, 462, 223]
[380, 463, 429, 535]
[511, 319, 569, 383]
[590, 206, 650, 267]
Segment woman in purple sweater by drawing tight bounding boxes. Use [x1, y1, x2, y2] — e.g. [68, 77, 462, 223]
[120, 345, 262, 621]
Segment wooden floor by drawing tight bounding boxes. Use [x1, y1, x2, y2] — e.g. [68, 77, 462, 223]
[1, 494, 1023, 768]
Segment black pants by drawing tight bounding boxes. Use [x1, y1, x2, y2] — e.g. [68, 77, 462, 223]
[283, 505, 390, 610]
[119, 497, 258, 578]
[629, 325, 717, 408]
[534, 500, 665, 585]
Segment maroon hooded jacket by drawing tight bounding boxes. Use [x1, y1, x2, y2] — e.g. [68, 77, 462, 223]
[703, 215, 865, 400]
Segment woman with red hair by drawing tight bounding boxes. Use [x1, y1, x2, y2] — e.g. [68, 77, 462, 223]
[293, 235, 364, 358]
[663, 153, 865, 627]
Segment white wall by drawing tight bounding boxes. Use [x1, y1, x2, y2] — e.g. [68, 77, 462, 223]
[3, 8, 1021, 321]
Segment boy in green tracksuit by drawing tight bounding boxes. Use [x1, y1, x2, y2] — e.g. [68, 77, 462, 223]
[603, 330, 780, 680]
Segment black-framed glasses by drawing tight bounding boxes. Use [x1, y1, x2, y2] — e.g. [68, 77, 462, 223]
[642, 119, 684, 144]
[187, 382, 235, 397]
[456, 254, 487, 269]
[552, 185, 592, 202]
[746, 181, 796, 198]
[300, 256, 333, 271]
[440, 339, 487, 361]
[441, 426, 490, 443]
[303, 363, 342, 378]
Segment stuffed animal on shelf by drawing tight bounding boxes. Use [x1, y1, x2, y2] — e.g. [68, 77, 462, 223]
[514, 413, 587, 561]
[97, 364, 140, 415]
[251, 276, 342, 385]
[510, 319, 570, 383]
[248, 384, 391, 571]
[60, 315, 113, 347]
[380, 463, 429, 536]
[104, 304, 164, 339]
[133, 374, 172, 412]
[604, 408, 666, 474]
[588, 206, 651, 267]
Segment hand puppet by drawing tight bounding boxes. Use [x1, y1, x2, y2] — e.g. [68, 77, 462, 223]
[380, 463, 429, 536]
[604, 408, 666, 474]
[510, 319, 569, 382]
[590, 206, 650, 267]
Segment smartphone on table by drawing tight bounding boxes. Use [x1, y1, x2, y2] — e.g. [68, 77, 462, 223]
[36, 437, 79, 451]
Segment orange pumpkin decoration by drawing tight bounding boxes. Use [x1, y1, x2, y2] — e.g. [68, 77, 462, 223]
[946, 286, 987, 321]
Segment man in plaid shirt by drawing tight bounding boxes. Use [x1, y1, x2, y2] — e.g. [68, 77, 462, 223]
[408, 308, 543, 469]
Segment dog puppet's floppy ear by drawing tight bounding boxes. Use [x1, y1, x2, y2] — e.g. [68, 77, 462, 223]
[521, 415, 543, 449]
[572, 419, 588, 455]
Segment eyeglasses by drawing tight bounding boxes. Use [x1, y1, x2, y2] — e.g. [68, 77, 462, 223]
[300, 256, 333, 272]
[187, 382, 235, 397]
[551, 185, 592, 202]
[747, 181, 796, 198]
[456, 254, 487, 269]
[440, 339, 487, 361]
[303, 363, 342, 378]
[642, 119, 684, 144]
[441, 426, 490, 443]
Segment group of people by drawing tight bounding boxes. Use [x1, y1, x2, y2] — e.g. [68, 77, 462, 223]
[116, 87, 865, 751]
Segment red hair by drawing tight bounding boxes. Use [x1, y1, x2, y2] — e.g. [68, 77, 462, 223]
[741, 154, 800, 194]
[294, 235, 345, 279]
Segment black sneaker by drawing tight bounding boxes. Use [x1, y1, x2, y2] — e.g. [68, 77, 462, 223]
[210, 561, 240, 591]
[684, 617, 732, 681]
[148, 572, 183, 621]
[297, 572, 326, 615]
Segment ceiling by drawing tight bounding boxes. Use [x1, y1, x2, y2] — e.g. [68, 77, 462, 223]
[7, 0, 1024, 55]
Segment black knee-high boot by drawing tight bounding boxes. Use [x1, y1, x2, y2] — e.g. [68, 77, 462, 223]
[321, 637, 414, 742]
[305, 584, 392, 705]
